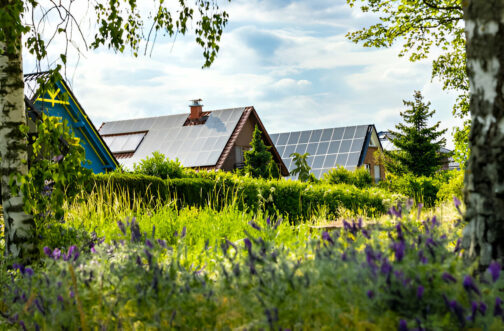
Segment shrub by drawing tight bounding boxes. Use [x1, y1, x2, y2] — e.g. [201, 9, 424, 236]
[380, 173, 442, 207]
[133, 151, 185, 179]
[323, 166, 372, 188]
[89, 172, 402, 222]
[437, 170, 464, 202]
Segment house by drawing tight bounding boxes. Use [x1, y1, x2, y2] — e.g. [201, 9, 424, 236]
[24, 72, 119, 173]
[378, 131, 459, 170]
[270, 125, 385, 182]
[98, 100, 289, 175]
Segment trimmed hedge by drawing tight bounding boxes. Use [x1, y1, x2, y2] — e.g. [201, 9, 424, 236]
[89, 172, 403, 222]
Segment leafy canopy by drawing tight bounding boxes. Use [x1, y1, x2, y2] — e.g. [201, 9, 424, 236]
[133, 152, 185, 179]
[385, 91, 447, 177]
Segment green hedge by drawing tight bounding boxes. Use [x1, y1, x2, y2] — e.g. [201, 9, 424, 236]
[89, 172, 403, 222]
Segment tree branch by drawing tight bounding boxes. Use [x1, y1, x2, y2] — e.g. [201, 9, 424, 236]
[422, 0, 463, 12]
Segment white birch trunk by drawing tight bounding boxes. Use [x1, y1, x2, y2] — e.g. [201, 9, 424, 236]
[0, 33, 38, 263]
[462, 0, 504, 268]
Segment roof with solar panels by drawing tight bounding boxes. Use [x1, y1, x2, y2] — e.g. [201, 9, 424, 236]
[270, 125, 382, 180]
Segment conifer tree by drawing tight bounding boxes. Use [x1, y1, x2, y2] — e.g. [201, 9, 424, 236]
[386, 91, 447, 177]
[244, 125, 272, 179]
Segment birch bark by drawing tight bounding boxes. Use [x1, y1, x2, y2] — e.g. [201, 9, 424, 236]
[462, 0, 504, 268]
[0, 25, 38, 263]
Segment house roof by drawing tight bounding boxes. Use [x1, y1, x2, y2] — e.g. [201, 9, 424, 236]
[24, 72, 119, 172]
[270, 125, 379, 179]
[99, 106, 289, 175]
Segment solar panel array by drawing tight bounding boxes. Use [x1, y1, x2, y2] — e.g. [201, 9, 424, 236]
[270, 125, 371, 179]
[102, 132, 146, 153]
[99, 108, 245, 170]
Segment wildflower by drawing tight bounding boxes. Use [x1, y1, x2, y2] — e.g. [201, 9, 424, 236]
[488, 261, 501, 283]
[52, 248, 61, 260]
[322, 231, 334, 245]
[152, 225, 156, 238]
[398, 319, 408, 331]
[447, 298, 466, 326]
[430, 216, 437, 228]
[362, 229, 371, 239]
[406, 198, 414, 210]
[479, 302, 487, 315]
[25, 268, 34, 277]
[117, 220, 126, 235]
[494, 297, 503, 316]
[388, 205, 402, 218]
[130, 218, 142, 242]
[396, 223, 404, 242]
[266, 217, 271, 226]
[418, 250, 427, 264]
[136, 255, 142, 266]
[244, 238, 252, 251]
[367, 290, 374, 299]
[454, 239, 461, 253]
[181, 226, 187, 238]
[157, 239, 167, 248]
[380, 258, 392, 275]
[34, 299, 45, 315]
[416, 203, 423, 220]
[145, 239, 154, 249]
[463, 276, 481, 296]
[19, 321, 26, 331]
[249, 220, 262, 231]
[43, 247, 52, 257]
[468, 301, 478, 321]
[442, 272, 457, 283]
[417, 285, 424, 299]
[341, 252, 347, 261]
[91, 245, 96, 254]
[454, 196, 462, 215]
[391, 241, 405, 262]
[57, 295, 64, 303]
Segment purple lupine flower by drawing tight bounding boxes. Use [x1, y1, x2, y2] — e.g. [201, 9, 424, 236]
[388, 205, 402, 218]
[488, 261, 501, 283]
[341, 252, 347, 261]
[380, 259, 393, 275]
[52, 248, 61, 260]
[468, 301, 478, 321]
[454, 196, 462, 215]
[181, 226, 187, 238]
[343, 220, 351, 231]
[454, 239, 461, 253]
[25, 268, 34, 277]
[57, 295, 64, 303]
[117, 220, 126, 235]
[416, 203, 423, 220]
[43, 247, 52, 257]
[398, 319, 408, 331]
[367, 290, 374, 299]
[136, 255, 142, 266]
[396, 223, 404, 242]
[244, 238, 252, 251]
[392, 241, 405, 262]
[34, 299, 45, 315]
[157, 239, 167, 248]
[322, 231, 334, 245]
[266, 217, 271, 226]
[494, 297, 503, 316]
[417, 285, 424, 299]
[91, 245, 96, 254]
[406, 198, 414, 210]
[430, 216, 438, 228]
[70, 290, 74, 298]
[152, 225, 156, 238]
[463, 276, 481, 296]
[365, 246, 378, 273]
[449, 299, 466, 326]
[418, 250, 427, 264]
[442, 272, 457, 283]
[362, 229, 371, 239]
[19, 320, 26, 331]
[358, 218, 363, 229]
[145, 239, 154, 249]
[426, 237, 436, 247]
[479, 302, 487, 315]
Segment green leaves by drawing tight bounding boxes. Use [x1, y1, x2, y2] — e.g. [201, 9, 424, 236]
[244, 125, 274, 179]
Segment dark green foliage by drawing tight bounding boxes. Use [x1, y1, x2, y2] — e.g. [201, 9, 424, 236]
[289, 152, 311, 182]
[244, 125, 273, 179]
[323, 166, 372, 188]
[386, 91, 447, 177]
[268, 160, 281, 179]
[90, 172, 401, 222]
[380, 173, 441, 207]
[133, 151, 185, 179]
[18, 115, 91, 225]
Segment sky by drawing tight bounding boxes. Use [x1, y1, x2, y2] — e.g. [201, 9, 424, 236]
[23, 0, 464, 148]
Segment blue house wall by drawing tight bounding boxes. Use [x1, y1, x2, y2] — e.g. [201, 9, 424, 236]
[33, 81, 118, 173]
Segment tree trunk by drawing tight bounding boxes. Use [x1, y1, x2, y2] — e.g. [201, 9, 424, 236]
[462, 0, 504, 268]
[0, 31, 38, 262]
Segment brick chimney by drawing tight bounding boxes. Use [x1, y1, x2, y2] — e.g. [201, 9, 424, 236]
[189, 98, 203, 120]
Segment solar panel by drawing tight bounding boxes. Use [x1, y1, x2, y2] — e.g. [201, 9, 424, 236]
[272, 125, 371, 179]
[102, 132, 146, 153]
[100, 107, 246, 169]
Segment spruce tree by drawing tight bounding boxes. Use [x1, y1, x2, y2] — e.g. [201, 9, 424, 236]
[244, 125, 273, 179]
[386, 91, 447, 177]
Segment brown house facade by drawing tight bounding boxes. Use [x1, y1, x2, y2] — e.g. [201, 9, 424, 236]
[99, 101, 288, 176]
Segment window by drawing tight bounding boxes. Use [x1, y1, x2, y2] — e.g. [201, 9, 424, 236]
[364, 164, 371, 172]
